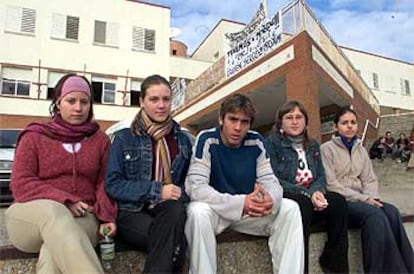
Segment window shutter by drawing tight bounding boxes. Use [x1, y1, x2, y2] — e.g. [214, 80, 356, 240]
[66, 16, 79, 40]
[2, 67, 32, 81]
[51, 13, 65, 39]
[130, 80, 141, 91]
[106, 22, 119, 47]
[144, 29, 155, 51]
[21, 8, 36, 33]
[5, 6, 21, 32]
[132, 26, 144, 50]
[94, 20, 106, 43]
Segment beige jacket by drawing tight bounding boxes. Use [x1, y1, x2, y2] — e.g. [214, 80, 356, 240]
[321, 136, 379, 202]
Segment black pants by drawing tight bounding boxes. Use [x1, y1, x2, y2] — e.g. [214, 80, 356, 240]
[117, 200, 187, 274]
[284, 191, 349, 273]
[348, 201, 414, 273]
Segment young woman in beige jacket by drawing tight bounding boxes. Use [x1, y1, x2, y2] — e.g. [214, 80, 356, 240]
[321, 107, 413, 273]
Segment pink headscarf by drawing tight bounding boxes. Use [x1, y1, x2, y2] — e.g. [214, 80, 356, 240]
[17, 75, 99, 145]
[59, 75, 91, 101]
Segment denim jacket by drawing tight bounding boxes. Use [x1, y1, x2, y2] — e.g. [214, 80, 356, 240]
[264, 132, 326, 198]
[105, 121, 192, 211]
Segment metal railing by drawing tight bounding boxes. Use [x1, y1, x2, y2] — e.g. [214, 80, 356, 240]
[361, 117, 380, 145]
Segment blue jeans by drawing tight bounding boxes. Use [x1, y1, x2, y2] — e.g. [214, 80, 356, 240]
[348, 201, 414, 273]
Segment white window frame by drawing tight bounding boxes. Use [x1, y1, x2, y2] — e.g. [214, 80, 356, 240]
[132, 26, 155, 52]
[51, 13, 79, 41]
[5, 5, 36, 35]
[400, 79, 411, 96]
[94, 20, 119, 47]
[102, 82, 116, 104]
[372, 72, 379, 89]
[0, 78, 30, 96]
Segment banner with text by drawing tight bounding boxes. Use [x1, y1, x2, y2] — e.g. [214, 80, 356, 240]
[225, 11, 282, 78]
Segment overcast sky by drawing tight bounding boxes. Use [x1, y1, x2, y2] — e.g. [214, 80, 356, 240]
[143, 0, 414, 63]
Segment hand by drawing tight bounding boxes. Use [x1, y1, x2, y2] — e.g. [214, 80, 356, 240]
[243, 183, 273, 217]
[99, 223, 117, 237]
[161, 184, 181, 201]
[68, 201, 92, 217]
[365, 197, 383, 208]
[311, 191, 328, 211]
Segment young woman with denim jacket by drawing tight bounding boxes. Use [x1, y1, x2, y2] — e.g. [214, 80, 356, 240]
[321, 107, 413, 273]
[265, 101, 348, 273]
[105, 75, 192, 273]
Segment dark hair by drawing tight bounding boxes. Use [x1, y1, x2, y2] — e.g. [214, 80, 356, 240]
[140, 74, 172, 99]
[333, 107, 357, 125]
[49, 73, 94, 121]
[385, 131, 392, 135]
[219, 93, 256, 125]
[274, 100, 310, 145]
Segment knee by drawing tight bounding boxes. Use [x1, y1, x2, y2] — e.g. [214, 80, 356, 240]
[164, 200, 187, 219]
[326, 192, 347, 212]
[186, 202, 214, 228]
[363, 208, 388, 228]
[278, 199, 301, 221]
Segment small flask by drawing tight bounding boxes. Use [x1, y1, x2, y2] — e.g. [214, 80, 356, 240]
[100, 227, 115, 271]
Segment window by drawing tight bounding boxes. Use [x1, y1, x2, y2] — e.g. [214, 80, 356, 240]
[1, 68, 31, 96]
[103, 83, 115, 103]
[372, 72, 379, 89]
[51, 13, 79, 40]
[1, 79, 30, 96]
[5, 6, 36, 34]
[92, 78, 116, 104]
[132, 26, 155, 52]
[47, 71, 67, 99]
[94, 20, 119, 47]
[400, 79, 411, 96]
[130, 80, 141, 106]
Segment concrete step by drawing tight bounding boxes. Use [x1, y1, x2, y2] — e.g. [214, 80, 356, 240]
[0, 158, 412, 273]
[1, 222, 413, 274]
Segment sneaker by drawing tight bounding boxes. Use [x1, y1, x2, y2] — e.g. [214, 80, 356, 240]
[396, 159, 402, 163]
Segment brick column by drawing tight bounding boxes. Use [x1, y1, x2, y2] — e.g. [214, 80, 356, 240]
[286, 64, 321, 142]
[285, 32, 321, 142]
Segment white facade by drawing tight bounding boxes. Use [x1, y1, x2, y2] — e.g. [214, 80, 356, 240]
[0, 0, 412, 126]
[191, 19, 244, 62]
[0, 0, 191, 122]
[341, 47, 414, 112]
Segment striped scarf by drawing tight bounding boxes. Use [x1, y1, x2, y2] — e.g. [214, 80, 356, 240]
[138, 110, 174, 185]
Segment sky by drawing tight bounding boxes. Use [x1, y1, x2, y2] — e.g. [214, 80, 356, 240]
[143, 0, 414, 63]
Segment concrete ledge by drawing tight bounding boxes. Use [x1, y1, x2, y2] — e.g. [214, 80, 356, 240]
[1, 218, 413, 274]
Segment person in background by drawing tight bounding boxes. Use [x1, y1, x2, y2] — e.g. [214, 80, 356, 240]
[407, 127, 414, 170]
[265, 100, 348, 273]
[393, 132, 410, 163]
[368, 136, 386, 160]
[321, 107, 414, 273]
[185, 93, 304, 274]
[383, 131, 395, 157]
[5, 74, 117, 273]
[105, 74, 192, 273]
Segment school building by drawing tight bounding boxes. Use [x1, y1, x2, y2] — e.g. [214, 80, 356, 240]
[0, 0, 413, 142]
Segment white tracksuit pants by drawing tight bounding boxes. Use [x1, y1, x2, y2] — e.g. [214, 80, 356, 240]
[185, 198, 304, 274]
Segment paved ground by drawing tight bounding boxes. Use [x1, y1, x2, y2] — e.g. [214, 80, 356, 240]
[0, 158, 413, 247]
